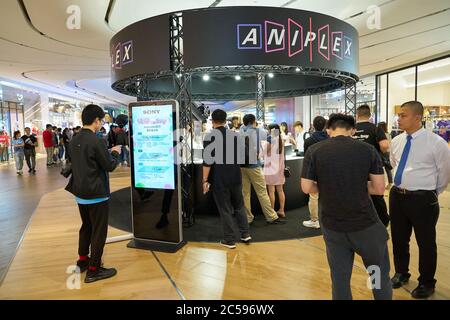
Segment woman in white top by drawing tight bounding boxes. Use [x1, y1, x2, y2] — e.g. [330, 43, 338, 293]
[280, 122, 296, 146]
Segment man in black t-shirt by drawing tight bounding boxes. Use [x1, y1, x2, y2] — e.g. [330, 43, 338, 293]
[21, 127, 38, 174]
[301, 113, 392, 300]
[354, 105, 390, 227]
[203, 109, 250, 249]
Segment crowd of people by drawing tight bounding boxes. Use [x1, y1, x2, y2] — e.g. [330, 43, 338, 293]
[2, 120, 130, 175]
[6, 101, 448, 299]
[202, 101, 450, 300]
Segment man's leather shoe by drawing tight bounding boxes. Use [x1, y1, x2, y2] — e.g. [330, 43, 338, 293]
[391, 273, 410, 288]
[411, 284, 435, 299]
[84, 267, 117, 283]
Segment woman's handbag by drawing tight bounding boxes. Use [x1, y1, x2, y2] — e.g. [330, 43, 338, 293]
[283, 148, 291, 178]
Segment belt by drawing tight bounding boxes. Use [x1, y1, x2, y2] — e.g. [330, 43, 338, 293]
[391, 186, 436, 196]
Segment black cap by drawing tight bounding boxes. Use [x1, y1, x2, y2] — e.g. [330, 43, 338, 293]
[211, 109, 227, 122]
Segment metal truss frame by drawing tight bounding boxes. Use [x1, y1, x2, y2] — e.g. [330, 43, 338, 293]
[169, 13, 195, 227]
[256, 73, 265, 122]
[112, 65, 358, 101]
[344, 83, 357, 117]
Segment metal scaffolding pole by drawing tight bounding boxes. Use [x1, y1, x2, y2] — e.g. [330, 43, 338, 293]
[345, 83, 357, 117]
[256, 73, 265, 122]
[170, 13, 195, 227]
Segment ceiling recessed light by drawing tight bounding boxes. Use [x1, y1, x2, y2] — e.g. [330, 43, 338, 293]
[268, 73, 274, 78]
[202, 74, 210, 81]
[295, 67, 300, 72]
[235, 75, 241, 81]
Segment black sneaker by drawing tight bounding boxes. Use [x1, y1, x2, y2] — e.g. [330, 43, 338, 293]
[76, 259, 89, 273]
[267, 218, 287, 225]
[411, 284, 435, 299]
[28, 169, 32, 173]
[84, 267, 117, 283]
[220, 240, 236, 249]
[391, 273, 410, 289]
[240, 234, 252, 244]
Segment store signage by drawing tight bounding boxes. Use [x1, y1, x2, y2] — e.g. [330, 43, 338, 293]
[237, 18, 353, 61]
[111, 40, 134, 69]
[110, 14, 170, 84]
[131, 104, 175, 190]
[183, 7, 359, 75]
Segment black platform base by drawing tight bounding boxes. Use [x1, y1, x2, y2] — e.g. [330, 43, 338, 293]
[127, 238, 187, 253]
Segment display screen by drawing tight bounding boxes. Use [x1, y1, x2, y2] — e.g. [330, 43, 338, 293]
[131, 104, 175, 190]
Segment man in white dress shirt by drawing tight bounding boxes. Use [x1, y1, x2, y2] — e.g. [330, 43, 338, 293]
[389, 101, 450, 299]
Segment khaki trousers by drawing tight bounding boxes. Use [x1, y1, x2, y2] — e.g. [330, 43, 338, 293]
[241, 167, 278, 223]
[308, 193, 319, 221]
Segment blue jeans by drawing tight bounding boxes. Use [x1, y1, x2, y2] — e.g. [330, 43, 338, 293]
[14, 152, 24, 171]
[121, 146, 129, 164]
[322, 221, 393, 300]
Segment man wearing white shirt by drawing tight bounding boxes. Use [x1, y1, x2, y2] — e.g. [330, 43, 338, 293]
[293, 121, 304, 154]
[389, 101, 450, 299]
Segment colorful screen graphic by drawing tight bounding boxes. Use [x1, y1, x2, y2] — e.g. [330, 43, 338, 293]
[132, 104, 175, 190]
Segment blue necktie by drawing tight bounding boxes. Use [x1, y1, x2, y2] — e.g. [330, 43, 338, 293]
[394, 135, 412, 187]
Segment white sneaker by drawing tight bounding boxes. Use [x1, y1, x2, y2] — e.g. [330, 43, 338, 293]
[303, 220, 320, 229]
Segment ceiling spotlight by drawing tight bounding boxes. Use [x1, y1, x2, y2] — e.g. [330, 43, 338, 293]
[268, 73, 274, 78]
[176, 73, 182, 78]
[202, 74, 210, 81]
[295, 67, 300, 72]
[235, 75, 241, 81]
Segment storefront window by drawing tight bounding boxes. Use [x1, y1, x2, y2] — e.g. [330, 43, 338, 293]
[377, 74, 388, 124]
[357, 76, 376, 121]
[417, 57, 450, 142]
[387, 67, 416, 131]
[311, 89, 345, 118]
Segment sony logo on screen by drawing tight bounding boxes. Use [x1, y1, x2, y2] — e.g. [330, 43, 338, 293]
[237, 18, 353, 62]
[143, 109, 160, 115]
[111, 40, 134, 70]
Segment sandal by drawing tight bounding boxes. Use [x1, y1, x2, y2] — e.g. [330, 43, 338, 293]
[277, 211, 286, 218]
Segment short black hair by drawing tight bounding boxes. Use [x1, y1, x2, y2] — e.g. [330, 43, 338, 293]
[327, 113, 356, 130]
[312, 116, 326, 131]
[356, 105, 371, 118]
[25, 127, 30, 130]
[13, 130, 21, 139]
[211, 109, 227, 123]
[401, 101, 424, 117]
[46, 124, 52, 129]
[82, 104, 105, 126]
[243, 114, 256, 126]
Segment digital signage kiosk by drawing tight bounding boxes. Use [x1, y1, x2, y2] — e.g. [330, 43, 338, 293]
[127, 100, 186, 253]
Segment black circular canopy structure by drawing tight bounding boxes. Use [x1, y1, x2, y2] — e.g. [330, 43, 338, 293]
[110, 6, 359, 101]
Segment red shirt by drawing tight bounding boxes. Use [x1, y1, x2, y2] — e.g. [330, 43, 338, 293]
[0, 135, 9, 146]
[43, 130, 54, 148]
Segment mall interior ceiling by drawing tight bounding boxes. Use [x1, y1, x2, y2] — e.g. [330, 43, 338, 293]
[0, 0, 449, 107]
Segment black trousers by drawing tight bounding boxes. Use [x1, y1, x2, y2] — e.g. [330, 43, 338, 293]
[212, 185, 249, 243]
[322, 222, 392, 300]
[78, 200, 109, 267]
[389, 188, 440, 287]
[371, 195, 390, 227]
[24, 148, 36, 170]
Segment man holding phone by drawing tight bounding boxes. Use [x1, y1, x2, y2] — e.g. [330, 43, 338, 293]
[22, 127, 38, 174]
[65, 104, 122, 283]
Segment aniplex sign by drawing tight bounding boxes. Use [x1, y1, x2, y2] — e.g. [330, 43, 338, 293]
[237, 17, 353, 62]
[111, 40, 134, 69]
